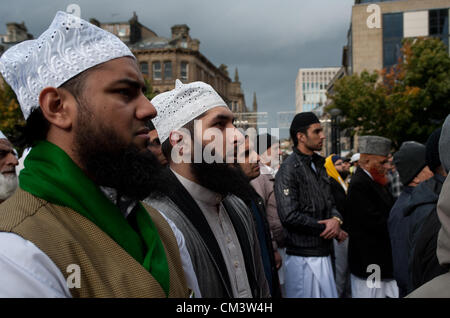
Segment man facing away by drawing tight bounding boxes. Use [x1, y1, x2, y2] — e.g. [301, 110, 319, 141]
[388, 141, 433, 297]
[146, 80, 269, 298]
[0, 12, 189, 297]
[408, 115, 450, 298]
[0, 131, 19, 204]
[407, 118, 450, 294]
[274, 112, 345, 298]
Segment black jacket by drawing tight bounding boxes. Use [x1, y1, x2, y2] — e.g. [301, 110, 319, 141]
[239, 191, 282, 298]
[346, 167, 395, 279]
[274, 147, 341, 257]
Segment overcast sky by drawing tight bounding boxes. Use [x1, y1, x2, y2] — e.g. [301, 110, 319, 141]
[0, 0, 355, 137]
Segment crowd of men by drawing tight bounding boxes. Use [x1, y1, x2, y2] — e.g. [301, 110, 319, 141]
[0, 11, 449, 298]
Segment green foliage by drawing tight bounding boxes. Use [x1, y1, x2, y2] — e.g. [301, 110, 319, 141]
[0, 79, 25, 142]
[144, 78, 158, 101]
[327, 37, 450, 149]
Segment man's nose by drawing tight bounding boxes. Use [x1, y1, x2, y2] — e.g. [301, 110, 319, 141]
[5, 152, 19, 167]
[136, 96, 157, 121]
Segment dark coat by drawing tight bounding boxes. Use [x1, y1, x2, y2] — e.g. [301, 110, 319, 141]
[239, 190, 282, 298]
[346, 167, 395, 279]
[329, 177, 348, 232]
[387, 186, 414, 297]
[274, 147, 341, 257]
[405, 174, 448, 291]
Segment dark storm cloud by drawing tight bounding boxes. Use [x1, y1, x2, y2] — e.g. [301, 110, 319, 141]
[0, 0, 354, 137]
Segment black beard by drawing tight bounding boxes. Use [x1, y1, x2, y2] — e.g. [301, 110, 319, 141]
[190, 160, 256, 202]
[74, 107, 164, 201]
[339, 170, 349, 180]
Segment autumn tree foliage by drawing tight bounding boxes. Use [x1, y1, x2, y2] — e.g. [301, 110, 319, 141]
[327, 37, 450, 149]
[0, 79, 24, 141]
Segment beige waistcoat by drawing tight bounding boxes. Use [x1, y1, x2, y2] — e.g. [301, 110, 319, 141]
[0, 188, 189, 298]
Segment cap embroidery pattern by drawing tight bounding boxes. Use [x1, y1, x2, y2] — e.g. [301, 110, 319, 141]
[0, 11, 134, 119]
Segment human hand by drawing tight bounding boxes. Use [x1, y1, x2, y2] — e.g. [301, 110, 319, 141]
[336, 230, 348, 243]
[318, 218, 341, 239]
[274, 250, 282, 270]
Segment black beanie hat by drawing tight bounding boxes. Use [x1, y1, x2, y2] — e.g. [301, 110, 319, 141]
[289, 112, 320, 142]
[394, 141, 427, 186]
[256, 133, 279, 155]
[426, 127, 442, 172]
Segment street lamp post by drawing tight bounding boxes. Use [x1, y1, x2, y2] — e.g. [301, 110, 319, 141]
[329, 108, 342, 156]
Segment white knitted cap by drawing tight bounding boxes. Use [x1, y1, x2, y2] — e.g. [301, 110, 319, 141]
[350, 153, 360, 163]
[151, 79, 228, 143]
[0, 11, 134, 120]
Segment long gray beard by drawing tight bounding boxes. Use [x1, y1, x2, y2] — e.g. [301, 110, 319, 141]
[0, 173, 18, 201]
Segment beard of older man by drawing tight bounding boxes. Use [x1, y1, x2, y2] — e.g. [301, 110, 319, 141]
[73, 100, 165, 201]
[369, 166, 388, 186]
[0, 172, 18, 201]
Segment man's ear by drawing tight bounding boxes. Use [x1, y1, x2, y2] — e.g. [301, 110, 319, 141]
[296, 131, 305, 144]
[39, 87, 76, 130]
[169, 130, 184, 147]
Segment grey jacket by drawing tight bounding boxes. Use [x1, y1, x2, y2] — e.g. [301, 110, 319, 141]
[145, 191, 270, 298]
[251, 171, 285, 249]
[274, 147, 341, 257]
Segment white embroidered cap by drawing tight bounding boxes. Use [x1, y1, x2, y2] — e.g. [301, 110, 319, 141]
[0, 11, 134, 120]
[0, 130, 6, 139]
[151, 79, 228, 143]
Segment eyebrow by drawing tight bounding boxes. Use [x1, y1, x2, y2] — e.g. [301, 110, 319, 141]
[212, 114, 234, 123]
[110, 78, 147, 93]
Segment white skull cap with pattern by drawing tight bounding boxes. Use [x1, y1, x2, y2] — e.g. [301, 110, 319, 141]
[0, 11, 134, 120]
[151, 79, 228, 143]
[0, 130, 6, 139]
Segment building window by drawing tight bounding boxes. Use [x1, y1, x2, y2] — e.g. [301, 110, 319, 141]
[164, 61, 172, 80]
[118, 26, 127, 37]
[383, 13, 403, 68]
[180, 62, 188, 81]
[429, 9, 449, 48]
[153, 62, 161, 80]
[140, 62, 149, 75]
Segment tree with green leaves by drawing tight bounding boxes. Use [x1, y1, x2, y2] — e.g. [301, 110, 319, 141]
[0, 80, 24, 142]
[327, 37, 450, 149]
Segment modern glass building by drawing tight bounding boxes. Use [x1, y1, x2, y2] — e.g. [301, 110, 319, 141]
[345, 0, 450, 75]
[295, 67, 340, 114]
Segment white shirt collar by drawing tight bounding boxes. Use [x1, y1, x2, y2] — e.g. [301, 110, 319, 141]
[361, 167, 374, 180]
[171, 168, 223, 207]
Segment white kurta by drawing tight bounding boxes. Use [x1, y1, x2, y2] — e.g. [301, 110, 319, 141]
[351, 274, 399, 298]
[172, 170, 253, 298]
[284, 254, 338, 298]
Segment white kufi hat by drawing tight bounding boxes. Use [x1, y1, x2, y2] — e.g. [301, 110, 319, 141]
[0, 11, 134, 119]
[151, 79, 228, 143]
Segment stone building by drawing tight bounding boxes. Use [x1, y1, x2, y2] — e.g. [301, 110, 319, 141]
[92, 12, 251, 127]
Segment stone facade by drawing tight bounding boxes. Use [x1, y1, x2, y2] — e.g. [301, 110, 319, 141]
[94, 13, 251, 127]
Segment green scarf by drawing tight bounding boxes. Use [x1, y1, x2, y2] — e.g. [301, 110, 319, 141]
[19, 141, 169, 296]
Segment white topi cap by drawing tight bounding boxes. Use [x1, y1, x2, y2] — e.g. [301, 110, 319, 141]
[0, 130, 6, 139]
[350, 153, 360, 163]
[0, 11, 134, 120]
[151, 79, 228, 143]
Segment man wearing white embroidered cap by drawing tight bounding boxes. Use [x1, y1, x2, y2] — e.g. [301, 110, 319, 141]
[0, 11, 190, 297]
[0, 131, 19, 203]
[146, 80, 270, 298]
